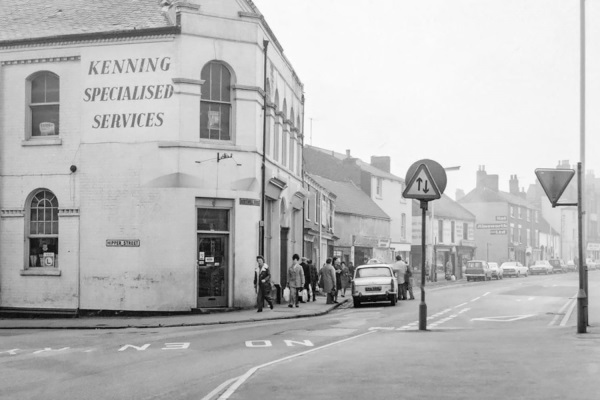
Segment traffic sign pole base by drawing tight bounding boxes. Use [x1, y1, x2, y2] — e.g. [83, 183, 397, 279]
[419, 303, 427, 331]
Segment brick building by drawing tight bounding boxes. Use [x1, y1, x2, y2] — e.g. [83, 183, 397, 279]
[0, 0, 305, 312]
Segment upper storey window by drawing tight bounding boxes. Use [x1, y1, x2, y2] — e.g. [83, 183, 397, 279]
[200, 62, 232, 140]
[29, 72, 60, 137]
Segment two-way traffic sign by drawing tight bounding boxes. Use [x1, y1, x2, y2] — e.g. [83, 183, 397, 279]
[403, 163, 441, 200]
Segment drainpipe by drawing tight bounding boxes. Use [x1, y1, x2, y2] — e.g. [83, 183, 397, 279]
[260, 40, 269, 257]
[301, 95, 305, 258]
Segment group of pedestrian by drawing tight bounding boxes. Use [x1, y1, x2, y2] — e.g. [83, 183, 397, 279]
[392, 255, 415, 300]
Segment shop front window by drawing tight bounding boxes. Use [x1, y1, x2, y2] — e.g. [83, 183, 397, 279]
[27, 189, 59, 268]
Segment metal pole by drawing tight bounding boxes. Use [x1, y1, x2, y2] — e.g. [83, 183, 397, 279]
[577, 162, 587, 333]
[259, 40, 269, 256]
[419, 200, 428, 330]
[580, 0, 589, 327]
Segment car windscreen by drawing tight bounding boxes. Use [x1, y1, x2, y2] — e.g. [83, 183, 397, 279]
[501, 262, 517, 267]
[549, 260, 561, 267]
[534, 261, 546, 265]
[467, 262, 484, 268]
[356, 267, 392, 278]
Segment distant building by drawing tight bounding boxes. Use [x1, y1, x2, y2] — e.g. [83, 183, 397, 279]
[304, 145, 412, 263]
[459, 166, 558, 266]
[310, 176, 391, 266]
[303, 173, 337, 269]
[411, 195, 476, 279]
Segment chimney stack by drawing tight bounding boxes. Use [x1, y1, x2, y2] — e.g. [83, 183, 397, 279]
[370, 156, 391, 173]
[456, 188, 465, 201]
[509, 175, 519, 195]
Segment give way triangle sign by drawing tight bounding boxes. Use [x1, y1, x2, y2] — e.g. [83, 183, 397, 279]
[403, 163, 441, 200]
[535, 168, 575, 207]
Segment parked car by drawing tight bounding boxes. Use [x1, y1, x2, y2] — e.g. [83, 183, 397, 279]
[565, 260, 577, 272]
[464, 260, 493, 282]
[352, 264, 398, 307]
[488, 262, 503, 280]
[530, 260, 554, 275]
[500, 261, 528, 278]
[586, 259, 598, 271]
[548, 259, 566, 273]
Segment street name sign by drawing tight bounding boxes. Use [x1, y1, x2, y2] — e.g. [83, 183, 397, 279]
[403, 163, 441, 200]
[535, 168, 575, 207]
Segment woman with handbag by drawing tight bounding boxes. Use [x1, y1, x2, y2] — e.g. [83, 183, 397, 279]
[254, 255, 274, 312]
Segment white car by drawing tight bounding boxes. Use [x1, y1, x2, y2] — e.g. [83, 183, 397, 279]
[352, 264, 398, 307]
[488, 262, 503, 280]
[500, 261, 528, 278]
[530, 260, 554, 275]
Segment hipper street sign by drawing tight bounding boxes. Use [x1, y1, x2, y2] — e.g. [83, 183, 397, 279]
[535, 168, 575, 207]
[403, 163, 441, 200]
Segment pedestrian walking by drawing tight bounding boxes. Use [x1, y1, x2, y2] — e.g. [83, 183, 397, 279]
[348, 262, 356, 281]
[333, 257, 342, 303]
[287, 254, 305, 308]
[404, 263, 415, 300]
[308, 259, 318, 301]
[300, 257, 311, 303]
[340, 261, 351, 297]
[318, 258, 337, 304]
[392, 255, 407, 300]
[254, 255, 273, 312]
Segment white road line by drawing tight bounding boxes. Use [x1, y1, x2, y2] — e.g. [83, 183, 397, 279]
[548, 296, 576, 327]
[560, 298, 577, 327]
[368, 327, 394, 331]
[217, 330, 377, 399]
[471, 297, 481, 302]
[201, 377, 239, 400]
[528, 297, 535, 301]
[483, 292, 491, 297]
[454, 302, 468, 308]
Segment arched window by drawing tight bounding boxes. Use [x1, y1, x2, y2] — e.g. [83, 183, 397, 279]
[29, 72, 60, 137]
[281, 99, 288, 167]
[273, 90, 280, 162]
[200, 61, 232, 140]
[27, 189, 59, 267]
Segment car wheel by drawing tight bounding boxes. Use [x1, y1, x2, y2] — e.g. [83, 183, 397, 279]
[500, 275, 503, 280]
[353, 299, 361, 308]
[545, 270, 549, 275]
[517, 272, 520, 278]
[390, 295, 397, 306]
[525, 272, 529, 277]
[467, 277, 471, 282]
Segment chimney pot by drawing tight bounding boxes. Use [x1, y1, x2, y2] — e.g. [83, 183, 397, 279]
[346, 149, 351, 157]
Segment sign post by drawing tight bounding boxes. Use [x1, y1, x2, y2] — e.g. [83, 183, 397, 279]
[535, 165, 587, 333]
[404, 160, 446, 331]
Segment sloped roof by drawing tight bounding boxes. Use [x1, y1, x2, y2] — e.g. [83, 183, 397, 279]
[427, 194, 475, 221]
[0, 0, 174, 43]
[310, 175, 390, 220]
[460, 186, 535, 208]
[307, 145, 403, 182]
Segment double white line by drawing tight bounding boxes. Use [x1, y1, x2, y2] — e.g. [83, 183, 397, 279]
[548, 292, 578, 327]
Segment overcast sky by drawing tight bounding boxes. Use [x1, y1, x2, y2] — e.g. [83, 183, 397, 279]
[257, 0, 600, 200]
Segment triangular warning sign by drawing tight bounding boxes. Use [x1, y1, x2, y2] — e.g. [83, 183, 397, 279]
[403, 164, 441, 200]
[535, 168, 575, 206]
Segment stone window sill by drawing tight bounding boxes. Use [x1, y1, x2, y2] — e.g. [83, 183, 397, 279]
[22, 137, 62, 146]
[20, 268, 61, 276]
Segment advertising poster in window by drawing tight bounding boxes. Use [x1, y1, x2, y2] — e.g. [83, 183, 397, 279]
[208, 111, 221, 130]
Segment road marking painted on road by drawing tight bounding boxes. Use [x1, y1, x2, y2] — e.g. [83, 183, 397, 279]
[201, 376, 240, 400]
[368, 327, 395, 331]
[560, 298, 577, 327]
[471, 314, 535, 322]
[217, 330, 377, 399]
[483, 292, 491, 297]
[528, 297, 535, 301]
[454, 302, 468, 308]
[471, 297, 481, 302]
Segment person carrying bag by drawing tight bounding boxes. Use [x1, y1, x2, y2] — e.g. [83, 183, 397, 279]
[254, 255, 274, 312]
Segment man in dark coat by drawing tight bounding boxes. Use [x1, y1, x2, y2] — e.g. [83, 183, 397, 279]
[300, 257, 311, 303]
[254, 255, 273, 312]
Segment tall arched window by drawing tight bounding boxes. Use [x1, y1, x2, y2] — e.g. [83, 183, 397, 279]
[200, 61, 232, 140]
[289, 108, 295, 171]
[29, 72, 60, 137]
[27, 189, 59, 267]
[281, 99, 288, 167]
[273, 90, 280, 162]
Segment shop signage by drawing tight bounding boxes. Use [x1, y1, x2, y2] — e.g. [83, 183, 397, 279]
[106, 239, 140, 247]
[460, 239, 476, 247]
[476, 223, 508, 229]
[85, 56, 172, 129]
[495, 216, 507, 221]
[377, 238, 391, 248]
[491, 229, 507, 235]
[587, 243, 600, 251]
[239, 198, 260, 206]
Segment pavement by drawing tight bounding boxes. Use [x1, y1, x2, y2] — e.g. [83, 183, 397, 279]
[0, 279, 466, 330]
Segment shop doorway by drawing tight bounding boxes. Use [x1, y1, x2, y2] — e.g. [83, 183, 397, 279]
[197, 233, 228, 308]
[280, 228, 289, 287]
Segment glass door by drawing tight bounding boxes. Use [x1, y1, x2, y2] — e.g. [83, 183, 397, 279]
[197, 234, 228, 307]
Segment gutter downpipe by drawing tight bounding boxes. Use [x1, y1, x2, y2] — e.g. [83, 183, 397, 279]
[301, 95, 306, 259]
[260, 40, 269, 257]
